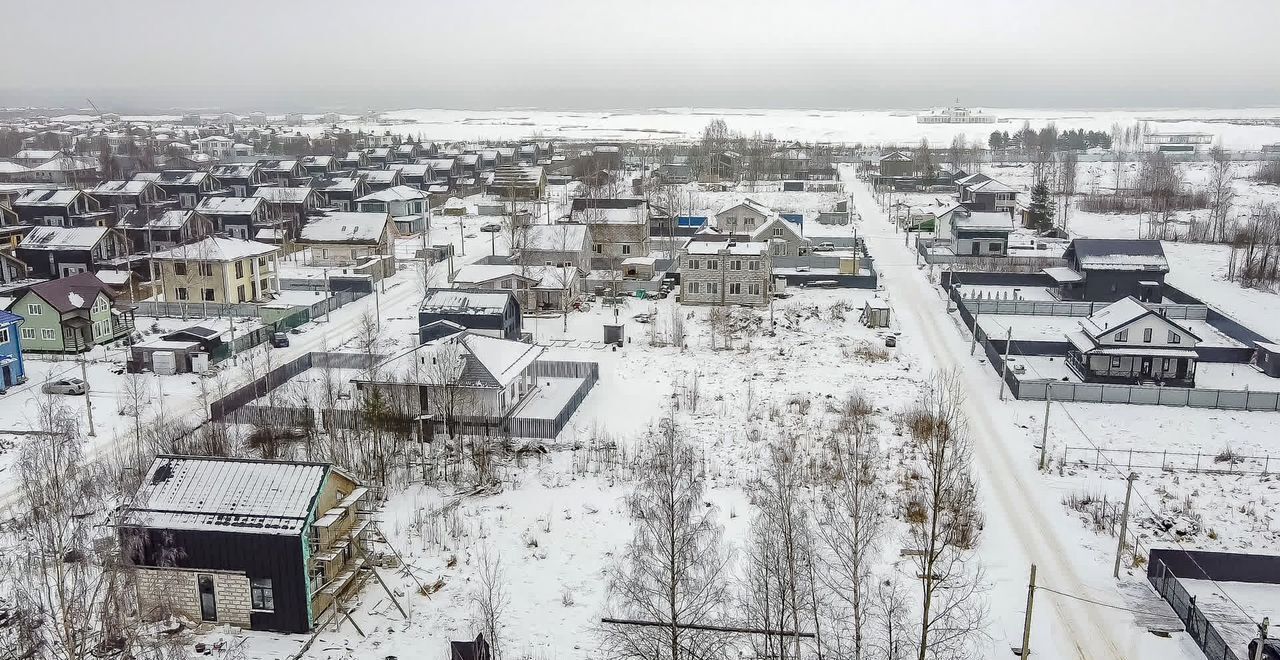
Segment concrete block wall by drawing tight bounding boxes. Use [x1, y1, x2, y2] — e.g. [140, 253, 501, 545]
[135, 567, 252, 629]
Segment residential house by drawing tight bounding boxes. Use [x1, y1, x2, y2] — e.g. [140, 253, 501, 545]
[0, 310, 28, 390]
[355, 185, 427, 234]
[421, 158, 458, 186]
[714, 198, 774, 234]
[518, 224, 591, 271]
[297, 211, 395, 270]
[24, 156, 98, 185]
[14, 188, 113, 227]
[257, 159, 307, 187]
[571, 198, 651, 268]
[387, 163, 430, 189]
[393, 143, 420, 163]
[86, 180, 170, 217]
[957, 175, 1017, 214]
[300, 155, 339, 177]
[133, 170, 222, 209]
[365, 148, 392, 167]
[655, 163, 692, 185]
[0, 250, 32, 287]
[932, 203, 1015, 256]
[419, 288, 521, 341]
[353, 328, 545, 425]
[770, 148, 810, 180]
[338, 151, 368, 170]
[6, 272, 134, 352]
[149, 236, 280, 304]
[450, 263, 582, 313]
[456, 154, 480, 178]
[312, 176, 371, 211]
[750, 215, 810, 257]
[678, 237, 772, 306]
[119, 455, 370, 633]
[17, 226, 130, 279]
[192, 135, 235, 159]
[1066, 296, 1199, 386]
[488, 165, 545, 200]
[119, 209, 214, 252]
[196, 196, 276, 240]
[358, 169, 402, 192]
[253, 186, 320, 238]
[10, 149, 65, 168]
[209, 162, 266, 197]
[1051, 239, 1169, 303]
[879, 151, 913, 177]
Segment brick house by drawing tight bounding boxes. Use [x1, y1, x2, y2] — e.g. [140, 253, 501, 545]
[677, 237, 772, 306]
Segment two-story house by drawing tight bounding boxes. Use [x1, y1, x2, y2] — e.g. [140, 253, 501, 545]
[133, 170, 223, 209]
[299, 155, 339, 177]
[750, 216, 810, 257]
[0, 310, 28, 391]
[878, 151, 914, 177]
[120, 209, 214, 253]
[210, 163, 267, 197]
[119, 455, 370, 633]
[339, 151, 369, 170]
[571, 198, 651, 268]
[253, 187, 321, 238]
[149, 236, 280, 304]
[1066, 296, 1200, 387]
[419, 288, 522, 341]
[14, 188, 114, 228]
[933, 203, 1015, 257]
[196, 196, 276, 240]
[358, 169, 402, 192]
[355, 185, 427, 234]
[517, 224, 591, 271]
[297, 211, 395, 270]
[7, 273, 135, 352]
[956, 174, 1017, 214]
[678, 237, 772, 306]
[192, 135, 235, 160]
[1050, 239, 1169, 303]
[16, 226, 130, 279]
[714, 198, 774, 234]
[312, 176, 371, 212]
[257, 159, 307, 187]
[86, 180, 170, 218]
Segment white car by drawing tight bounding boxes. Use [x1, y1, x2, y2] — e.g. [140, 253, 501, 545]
[42, 377, 88, 395]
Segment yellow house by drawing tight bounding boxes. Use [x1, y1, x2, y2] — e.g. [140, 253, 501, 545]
[150, 236, 280, 304]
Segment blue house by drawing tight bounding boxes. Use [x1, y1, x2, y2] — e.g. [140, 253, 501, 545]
[0, 310, 28, 392]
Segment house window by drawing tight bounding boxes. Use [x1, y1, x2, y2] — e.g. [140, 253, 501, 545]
[237, 285, 246, 302]
[1143, 328, 1153, 343]
[707, 260, 718, 270]
[20, 328, 34, 340]
[729, 283, 741, 295]
[688, 260, 699, 270]
[202, 288, 216, 301]
[174, 287, 189, 301]
[745, 219, 755, 229]
[0, 327, 8, 344]
[621, 245, 631, 255]
[709, 282, 719, 294]
[1110, 357, 1122, 368]
[199, 263, 213, 277]
[687, 281, 700, 294]
[1168, 331, 1180, 344]
[748, 260, 759, 271]
[250, 578, 274, 612]
[41, 328, 55, 340]
[234, 261, 244, 278]
[593, 244, 603, 254]
[26, 303, 42, 316]
[989, 243, 1002, 253]
[749, 283, 761, 295]
[174, 262, 187, 276]
[772, 226, 783, 237]
[1162, 358, 1171, 372]
[1115, 330, 1128, 342]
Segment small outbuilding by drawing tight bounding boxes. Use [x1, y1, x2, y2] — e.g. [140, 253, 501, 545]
[860, 297, 891, 328]
[1255, 342, 1280, 378]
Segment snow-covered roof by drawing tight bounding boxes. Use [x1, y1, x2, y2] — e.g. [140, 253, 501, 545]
[19, 226, 109, 250]
[952, 211, 1015, 232]
[94, 269, 134, 286]
[364, 329, 544, 389]
[1042, 266, 1084, 283]
[686, 240, 769, 256]
[751, 216, 805, 241]
[147, 209, 197, 229]
[13, 149, 63, 161]
[524, 224, 588, 251]
[300, 155, 335, 167]
[257, 159, 299, 172]
[450, 264, 534, 285]
[196, 196, 262, 215]
[967, 179, 1017, 194]
[462, 333, 543, 387]
[359, 170, 399, 184]
[16, 188, 81, 206]
[31, 156, 96, 172]
[87, 180, 152, 195]
[135, 170, 210, 186]
[253, 186, 315, 204]
[389, 163, 430, 177]
[420, 288, 515, 314]
[715, 197, 773, 218]
[576, 206, 646, 224]
[209, 163, 258, 178]
[356, 185, 426, 203]
[313, 176, 362, 193]
[0, 162, 30, 174]
[150, 236, 278, 261]
[879, 151, 912, 162]
[1067, 239, 1169, 272]
[120, 455, 331, 535]
[299, 212, 389, 244]
[422, 158, 455, 170]
[1082, 297, 1151, 333]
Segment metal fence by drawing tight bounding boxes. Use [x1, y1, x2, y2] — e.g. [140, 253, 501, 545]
[1145, 549, 1277, 660]
[1015, 379, 1280, 411]
[209, 351, 381, 420]
[1062, 446, 1276, 475]
[958, 297, 1208, 320]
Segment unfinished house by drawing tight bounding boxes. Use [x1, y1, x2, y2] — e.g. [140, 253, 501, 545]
[119, 455, 372, 633]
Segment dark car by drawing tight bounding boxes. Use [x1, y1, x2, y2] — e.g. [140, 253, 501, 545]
[480, 223, 502, 233]
[270, 331, 290, 348]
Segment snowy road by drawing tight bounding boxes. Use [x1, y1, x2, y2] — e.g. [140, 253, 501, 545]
[845, 172, 1197, 660]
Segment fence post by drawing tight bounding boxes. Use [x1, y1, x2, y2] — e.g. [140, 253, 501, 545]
[1095, 448, 1101, 469]
[1162, 450, 1167, 471]
[1195, 453, 1200, 473]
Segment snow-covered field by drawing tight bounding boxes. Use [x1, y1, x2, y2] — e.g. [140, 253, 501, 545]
[265, 107, 1280, 150]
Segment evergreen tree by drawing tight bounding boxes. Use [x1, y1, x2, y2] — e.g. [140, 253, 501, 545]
[1028, 181, 1056, 231]
[988, 131, 1003, 150]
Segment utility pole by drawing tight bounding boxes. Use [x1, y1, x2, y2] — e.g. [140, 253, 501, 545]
[1020, 564, 1037, 659]
[79, 349, 96, 437]
[1253, 617, 1270, 660]
[324, 268, 332, 322]
[1113, 472, 1138, 578]
[969, 303, 980, 355]
[998, 327, 1012, 400]
[1039, 387, 1052, 470]
[458, 220, 465, 255]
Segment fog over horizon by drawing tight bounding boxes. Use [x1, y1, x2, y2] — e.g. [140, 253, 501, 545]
[4, 0, 1279, 114]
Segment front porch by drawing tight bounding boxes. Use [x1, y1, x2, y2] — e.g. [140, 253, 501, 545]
[1066, 349, 1197, 387]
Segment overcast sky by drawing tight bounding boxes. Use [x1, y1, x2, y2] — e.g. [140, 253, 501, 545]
[3, 0, 1278, 112]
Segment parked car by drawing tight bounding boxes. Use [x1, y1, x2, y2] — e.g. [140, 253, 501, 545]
[480, 223, 501, 233]
[813, 242, 836, 252]
[270, 331, 290, 348]
[43, 378, 88, 395]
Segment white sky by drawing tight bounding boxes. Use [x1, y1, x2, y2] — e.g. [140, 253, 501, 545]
[3, 0, 1278, 111]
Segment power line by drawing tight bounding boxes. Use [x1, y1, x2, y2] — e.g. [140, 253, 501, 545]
[1037, 584, 1258, 626]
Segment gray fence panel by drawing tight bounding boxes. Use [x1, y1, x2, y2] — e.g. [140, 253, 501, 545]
[1216, 390, 1248, 410]
[1157, 388, 1190, 407]
[1245, 391, 1280, 411]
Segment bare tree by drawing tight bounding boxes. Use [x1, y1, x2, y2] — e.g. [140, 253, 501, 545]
[814, 392, 885, 660]
[1206, 146, 1236, 243]
[1058, 150, 1078, 232]
[471, 545, 509, 660]
[901, 372, 987, 660]
[602, 417, 732, 660]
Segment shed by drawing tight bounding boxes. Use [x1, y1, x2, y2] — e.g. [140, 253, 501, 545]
[860, 297, 891, 328]
[128, 337, 204, 374]
[1255, 342, 1280, 378]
